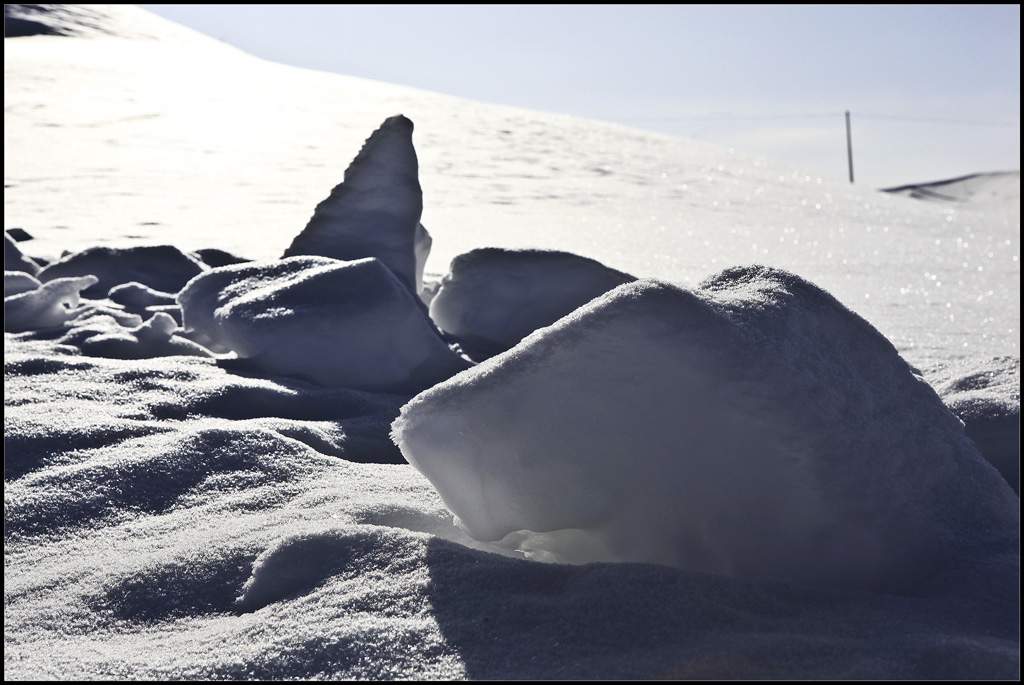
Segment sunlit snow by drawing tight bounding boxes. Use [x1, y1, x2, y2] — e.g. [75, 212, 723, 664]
[4, 4, 1019, 680]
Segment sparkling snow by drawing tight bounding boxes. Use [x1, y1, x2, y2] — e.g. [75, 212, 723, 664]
[4, 4, 1019, 680]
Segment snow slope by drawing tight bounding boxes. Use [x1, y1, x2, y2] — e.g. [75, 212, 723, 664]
[4, 4, 1020, 680]
[4, 8, 1019, 371]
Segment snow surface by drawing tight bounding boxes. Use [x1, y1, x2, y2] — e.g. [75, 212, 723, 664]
[4, 4, 1020, 680]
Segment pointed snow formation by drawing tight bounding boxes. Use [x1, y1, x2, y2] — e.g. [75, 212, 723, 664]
[283, 115, 431, 294]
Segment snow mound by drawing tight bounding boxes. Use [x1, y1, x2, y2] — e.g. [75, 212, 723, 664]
[37, 245, 206, 299]
[283, 115, 432, 295]
[192, 248, 251, 269]
[932, 356, 1020, 494]
[4, 3, 228, 44]
[5, 234, 41, 275]
[107, 281, 178, 307]
[235, 527, 392, 613]
[429, 247, 636, 360]
[393, 265, 1019, 592]
[177, 255, 471, 392]
[5, 4, 132, 38]
[882, 171, 1020, 221]
[5, 274, 98, 332]
[79, 311, 213, 360]
[5, 270, 41, 297]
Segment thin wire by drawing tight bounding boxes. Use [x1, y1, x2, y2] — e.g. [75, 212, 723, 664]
[623, 113, 840, 122]
[856, 113, 1019, 127]
[621, 112, 1019, 127]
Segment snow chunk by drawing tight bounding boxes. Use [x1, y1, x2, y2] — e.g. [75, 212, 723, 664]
[192, 247, 250, 269]
[37, 245, 205, 299]
[429, 248, 636, 360]
[393, 265, 1019, 592]
[108, 281, 178, 307]
[236, 528, 360, 613]
[4, 234, 40, 275]
[5, 270, 41, 297]
[178, 256, 471, 392]
[283, 115, 431, 295]
[4, 274, 98, 332]
[79, 312, 213, 360]
[932, 356, 1020, 494]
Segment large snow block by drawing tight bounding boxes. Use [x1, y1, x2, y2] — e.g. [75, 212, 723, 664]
[393, 265, 1019, 592]
[178, 256, 470, 393]
[283, 115, 431, 295]
[428, 247, 636, 360]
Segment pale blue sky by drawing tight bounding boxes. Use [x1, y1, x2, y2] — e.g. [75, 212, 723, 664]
[139, 4, 1019, 188]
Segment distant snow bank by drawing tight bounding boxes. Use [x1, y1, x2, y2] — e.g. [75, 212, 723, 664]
[882, 171, 1020, 221]
[3, 3, 232, 46]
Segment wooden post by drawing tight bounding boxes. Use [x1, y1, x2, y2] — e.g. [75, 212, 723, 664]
[845, 111, 854, 183]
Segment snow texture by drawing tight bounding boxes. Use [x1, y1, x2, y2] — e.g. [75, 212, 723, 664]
[177, 255, 471, 392]
[4, 4, 1019, 680]
[394, 265, 1019, 592]
[429, 247, 636, 359]
[283, 114, 432, 295]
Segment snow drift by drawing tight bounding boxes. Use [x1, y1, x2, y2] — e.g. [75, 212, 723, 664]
[429, 247, 636, 359]
[4, 273, 99, 332]
[932, 355, 1021, 494]
[394, 265, 1019, 592]
[4, 3, 1019, 680]
[37, 244, 206, 299]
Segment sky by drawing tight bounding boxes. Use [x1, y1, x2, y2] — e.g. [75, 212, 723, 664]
[140, 4, 1019, 189]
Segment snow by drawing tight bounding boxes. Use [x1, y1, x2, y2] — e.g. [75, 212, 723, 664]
[4, 234, 40, 275]
[931, 355, 1021, 494]
[37, 244, 207, 299]
[4, 4, 1020, 680]
[883, 171, 1020, 222]
[4, 270, 41, 297]
[177, 255, 470, 392]
[4, 273, 99, 332]
[429, 247, 636, 359]
[78, 310, 214, 360]
[282, 114, 433, 296]
[108, 280, 178, 307]
[395, 266, 1018, 592]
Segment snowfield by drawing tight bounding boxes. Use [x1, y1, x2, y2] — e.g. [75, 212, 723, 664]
[4, 4, 1020, 680]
